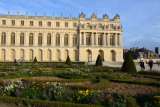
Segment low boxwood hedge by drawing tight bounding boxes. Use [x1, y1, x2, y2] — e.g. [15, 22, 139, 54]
[0, 96, 102, 107]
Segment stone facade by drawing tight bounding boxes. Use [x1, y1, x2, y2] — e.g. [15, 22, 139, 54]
[0, 12, 123, 62]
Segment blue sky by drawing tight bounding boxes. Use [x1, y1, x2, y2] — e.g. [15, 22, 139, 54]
[0, 0, 160, 51]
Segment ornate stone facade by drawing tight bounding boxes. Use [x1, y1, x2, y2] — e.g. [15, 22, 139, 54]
[0, 12, 123, 62]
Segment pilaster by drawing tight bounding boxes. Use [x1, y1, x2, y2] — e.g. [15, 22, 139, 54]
[115, 33, 117, 47]
[103, 33, 106, 46]
[84, 32, 86, 46]
[107, 32, 110, 47]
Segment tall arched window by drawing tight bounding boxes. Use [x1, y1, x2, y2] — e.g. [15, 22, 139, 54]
[47, 49, 51, 61]
[73, 50, 78, 61]
[110, 35, 115, 46]
[73, 34, 77, 45]
[64, 50, 69, 60]
[64, 34, 68, 46]
[56, 33, 60, 46]
[99, 50, 104, 61]
[29, 49, 33, 61]
[38, 33, 42, 45]
[86, 33, 91, 45]
[56, 50, 60, 61]
[20, 49, 24, 60]
[1, 49, 6, 61]
[87, 50, 92, 62]
[47, 33, 51, 45]
[11, 49, 15, 61]
[20, 33, 24, 45]
[111, 50, 116, 61]
[98, 34, 103, 45]
[29, 33, 33, 45]
[11, 32, 15, 45]
[1, 32, 6, 45]
[38, 49, 43, 61]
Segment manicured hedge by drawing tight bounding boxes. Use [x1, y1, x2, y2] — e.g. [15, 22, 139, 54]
[110, 79, 160, 87]
[0, 96, 102, 107]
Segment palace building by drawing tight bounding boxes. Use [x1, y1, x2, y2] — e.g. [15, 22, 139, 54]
[0, 12, 123, 62]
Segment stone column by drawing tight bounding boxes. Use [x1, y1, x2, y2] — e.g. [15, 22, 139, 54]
[24, 31, 29, 46]
[51, 32, 55, 46]
[121, 33, 123, 47]
[84, 32, 86, 46]
[34, 32, 38, 46]
[61, 32, 64, 46]
[69, 32, 72, 46]
[103, 33, 106, 46]
[107, 32, 110, 47]
[80, 32, 82, 45]
[0, 31, 2, 45]
[43, 32, 47, 46]
[15, 31, 20, 46]
[115, 33, 117, 47]
[96, 32, 98, 46]
[91, 32, 94, 46]
[6, 31, 10, 46]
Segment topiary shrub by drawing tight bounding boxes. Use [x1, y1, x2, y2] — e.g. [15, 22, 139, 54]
[95, 54, 103, 66]
[126, 97, 140, 107]
[122, 53, 137, 73]
[33, 57, 37, 63]
[65, 55, 71, 66]
[92, 76, 101, 83]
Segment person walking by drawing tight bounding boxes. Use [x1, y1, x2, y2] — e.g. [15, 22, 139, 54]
[140, 60, 145, 71]
[14, 59, 17, 65]
[148, 60, 153, 70]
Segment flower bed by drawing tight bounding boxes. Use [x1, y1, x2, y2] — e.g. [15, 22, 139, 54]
[0, 81, 126, 106]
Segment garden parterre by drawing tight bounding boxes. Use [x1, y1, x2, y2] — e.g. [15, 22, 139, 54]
[0, 62, 159, 107]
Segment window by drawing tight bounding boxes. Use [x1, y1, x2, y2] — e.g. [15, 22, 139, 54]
[65, 22, 68, 27]
[20, 33, 24, 45]
[21, 20, 24, 26]
[11, 20, 15, 26]
[11, 32, 15, 45]
[73, 22, 77, 27]
[86, 34, 91, 45]
[38, 33, 42, 45]
[30, 21, 33, 26]
[1, 32, 6, 45]
[64, 34, 68, 46]
[110, 35, 115, 45]
[39, 21, 42, 26]
[47, 33, 51, 45]
[2, 20, 6, 25]
[98, 23, 102, 28]
[86, 23, 90, 28]
[56, 22, 60, 27]
[47, 22, 51, 27]
[98, 34, 103, 45]
[73, 34, 77, 45]
[110, 24, 114, 29]
[29, 33, 33, 45]
[56, 33, 60, 45]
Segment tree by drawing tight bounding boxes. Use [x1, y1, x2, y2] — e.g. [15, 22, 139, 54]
[122, 53, 137, 72]
[95, 54, 103, 66]
[33, 57, 37, 63]
[65, 55, 71, 66]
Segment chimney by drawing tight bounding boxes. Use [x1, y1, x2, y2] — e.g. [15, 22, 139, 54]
[155, 47, 159, 55]
[136, 47, 139, 51]
[147, 50, 150, 58]
[133, 47, 136, 52]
